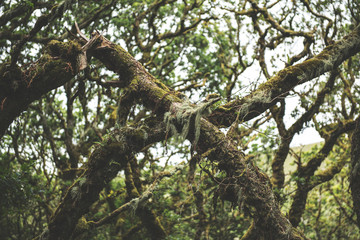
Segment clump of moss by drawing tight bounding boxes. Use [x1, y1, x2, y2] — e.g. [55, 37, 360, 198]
[47, 40, 82, 60]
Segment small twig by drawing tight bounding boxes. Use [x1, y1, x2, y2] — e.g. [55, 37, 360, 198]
[75, 21, 89, 41]
[1, 97, 7, 110]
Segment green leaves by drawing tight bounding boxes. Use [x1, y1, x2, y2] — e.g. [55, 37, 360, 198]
[1, 0, 360, 239]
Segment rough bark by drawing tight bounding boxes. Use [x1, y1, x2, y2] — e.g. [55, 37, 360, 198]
[41, 120, 167, 240]
[0, 40, 81, 139]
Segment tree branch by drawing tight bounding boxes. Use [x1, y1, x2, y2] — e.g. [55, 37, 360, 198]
[208, 24, 360, 126]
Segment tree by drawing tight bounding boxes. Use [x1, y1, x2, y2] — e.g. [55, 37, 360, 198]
[1, 0, 360, 239]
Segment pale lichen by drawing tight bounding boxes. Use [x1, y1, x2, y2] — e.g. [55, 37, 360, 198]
[238, 89, 272, 121]
[71, 185, 81, 200]
[164, 96, 220, 147]
[130, 198, 140, 215]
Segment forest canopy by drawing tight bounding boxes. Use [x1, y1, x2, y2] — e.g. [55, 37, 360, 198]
[1, 0, 360, 239]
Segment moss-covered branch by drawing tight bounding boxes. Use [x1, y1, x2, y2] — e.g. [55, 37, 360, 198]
[208, 24, 360, 127]
[40, 119, 167, 240]
[0, 40, 82, 139]
[271, 71, 337, 189]
[124, 161, 167, 239]
[90, 33, 305, 239]
[73, 168, 177, 238]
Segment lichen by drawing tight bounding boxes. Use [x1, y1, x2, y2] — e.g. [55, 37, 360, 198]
[237, 89, 272, 120]
[164, 97, 220, 147]
[130, 197, 140, 215]
[78, 177, 86, 187]
[70, 185, 81, 200]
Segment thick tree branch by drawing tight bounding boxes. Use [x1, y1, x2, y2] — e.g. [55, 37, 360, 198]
[208, 24, 360, 126]
[40, 119, 167, 240]
[89, 33, 305, 239]
[0, 40, 82, 139]
[271, 70, 337, 189]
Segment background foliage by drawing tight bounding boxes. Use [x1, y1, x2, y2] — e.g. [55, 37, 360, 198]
[1, 0, 360, 239]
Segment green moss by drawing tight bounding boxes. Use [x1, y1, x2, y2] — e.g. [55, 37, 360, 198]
[48, 40, 82, 60]
[43, 58, 69, 75]
[105, 142, 125, 151]
[45, 40, 84, 77]
[257, 56, 326, 93]
[152, 85, 171, 99]
[127, 76, 140, 92]
[290, 227, 306, 240]
[153, 78, 169, 90]
[217, 105, 233, 112]
[130, 188, 140, 198]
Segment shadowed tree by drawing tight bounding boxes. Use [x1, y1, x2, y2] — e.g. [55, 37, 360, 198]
[1, 0, 360, 239]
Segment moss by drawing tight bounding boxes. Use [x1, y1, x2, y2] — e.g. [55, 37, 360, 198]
[217, 105, 233, 112]
[26, 57, 73, 92]
[48, 40, 82, 60]
[43, 58, 70, 75]
[70, 185, 81, 200]
[255, 53, 331, 95]
[152, 86, 173, 101]
[0, 62, 23, 93]
[130, 189, 140, 199]
[122, 125, 149, 148]
[96, 43, 138, 83]
[290, 227, 306, 240]
[153, 78, 169, 90]
[128, 76, 140, 91]
[105, 142, 125, 152]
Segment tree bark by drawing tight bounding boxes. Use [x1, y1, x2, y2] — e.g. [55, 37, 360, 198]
[42, 120, 167, 240]
[0, 40, 81, 139]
